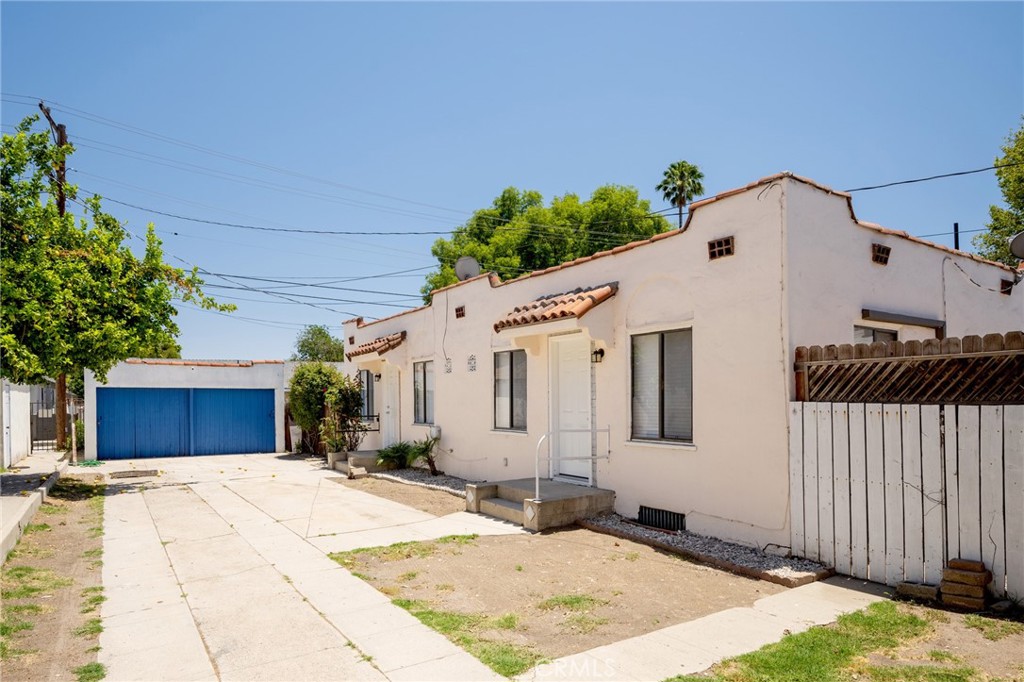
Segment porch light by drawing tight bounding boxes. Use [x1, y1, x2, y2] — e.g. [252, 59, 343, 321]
[591, 348, 605, 364]
[373, 373, 382, 382]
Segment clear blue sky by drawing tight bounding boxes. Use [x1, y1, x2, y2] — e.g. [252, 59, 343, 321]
[3, 2, 1021, 359]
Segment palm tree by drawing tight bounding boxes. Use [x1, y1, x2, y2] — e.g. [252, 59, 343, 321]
[657, 160, 705, 229]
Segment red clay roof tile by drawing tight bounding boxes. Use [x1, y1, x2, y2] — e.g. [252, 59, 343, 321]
[493, 283, 618, 333]
[346, 331, 407, 360]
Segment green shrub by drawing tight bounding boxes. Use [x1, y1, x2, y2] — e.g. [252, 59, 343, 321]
[289, 363, 365, 454]
[377, 441, 415, 469]
[411, 436, 441, 475]
[74, 418, 85, 451]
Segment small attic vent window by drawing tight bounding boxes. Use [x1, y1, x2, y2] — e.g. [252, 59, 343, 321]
[1001, 279, 1014, 296]
[348, 336, 355, 346]
[455, 305, 466, 319]
[872, 243, 891, 265]
[708, 236, 735, 260]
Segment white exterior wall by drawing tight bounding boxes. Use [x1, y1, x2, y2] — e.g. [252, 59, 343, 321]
[2, 380, 32, 468]
[783, 179, 1023, 354]
[343, 174, 1023, 550]
[84, 362, 286, 460]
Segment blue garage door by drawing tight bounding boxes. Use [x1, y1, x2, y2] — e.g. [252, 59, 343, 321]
[192, 389, 275, 455]
[96, 388, 274, 459]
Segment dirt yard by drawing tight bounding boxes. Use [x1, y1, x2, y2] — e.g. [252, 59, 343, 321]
[333, 475, 467, 516]
[334, 525, 786, 662]
[1, 474, 105, 682]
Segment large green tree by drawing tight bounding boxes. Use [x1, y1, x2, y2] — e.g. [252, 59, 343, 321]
[657, 160, 705, 229]
[291, 324, 346, 362]
[422, 185, 670, 298]
[974, 118, 1024, 266]
[1, 116, 230, 439]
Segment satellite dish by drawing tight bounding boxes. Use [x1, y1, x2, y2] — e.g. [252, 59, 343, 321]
[454, 256, 481, 281]
[1010, 231, 1024, 260]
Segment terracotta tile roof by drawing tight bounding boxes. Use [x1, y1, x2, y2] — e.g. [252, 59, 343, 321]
[124, 359, 284, 367]
[493, 283, 618, 333]
[346, 331, 406, 360]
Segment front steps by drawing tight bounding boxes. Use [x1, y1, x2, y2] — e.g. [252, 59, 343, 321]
[466, 478, 615, 531]
[331, 450, 383, 477]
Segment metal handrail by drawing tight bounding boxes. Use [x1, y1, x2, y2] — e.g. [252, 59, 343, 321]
[534, 427, 611, 500]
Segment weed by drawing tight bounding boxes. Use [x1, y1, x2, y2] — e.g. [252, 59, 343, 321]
[927, 650, 961, 663]
[963, 614, 1024, 641]
[24, 523, 51, 534]
[82, 548, 102, 559]
[86, 645, 101, 654]
[471, 640, 541, 678]
[0, 618, 33, 637]
[564, 613, 609, 633]
[5, 603, 44, 615]
[80, 593, 106, 614]
[862, 664, 977, 681]
[74, 662, 107, 682]
[493, 613, 519, 630]
[624, 551, 640, 561]
[379, 585, 401, 597]
[435, 583, 455, 592]
[437, 534, 478, 545]
[537, 593, 608, 612]
[73, 618, 102, 637]
[39, 503, 69, 515]
[350, 572, 371, 581]
[515, 564, 524, 572]
[330, 535, 475, 567]
[398, 571, 419, 582]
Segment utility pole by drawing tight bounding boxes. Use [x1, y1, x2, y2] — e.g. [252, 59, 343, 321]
[38, 102, 70, 452]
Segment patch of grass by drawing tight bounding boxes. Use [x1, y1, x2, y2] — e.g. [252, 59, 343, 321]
[391, 599, 540, 677]
[349, 571, 371, 581]
[379, 585, 401, 597]
[624, 551, 640, 561]
[435, 583, 455, 592]
[72, 618, 102, 638]
[514, 564, 523, 572]
[81, 548, 102, 559]
[74, 661, 107, 682]
[0, 618, 34, 637]
[436, 534, 478, 545]
[398, 571, 419, 582]
[80, 593, 106, 614]
[564, 613, 609, 633]
[962, 614, 1024, 641]
[5, 603, 44, 615]
[668, 601, 929, 682]
[493, 613, 518, 630]
[24, 523, 51, 534]
[330, 535, 478, 569]
[1, 565, 73, 599]
[927, 650, 962, 663]
[537, 593, 608, 612]
[0, 640, 35, 660]
[39, 503, 69, 515]
[6, 545, 54, 559]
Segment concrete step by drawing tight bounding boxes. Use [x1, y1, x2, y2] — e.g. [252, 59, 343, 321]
[478, 497, 523, 525]
[496, 484, 535, 504]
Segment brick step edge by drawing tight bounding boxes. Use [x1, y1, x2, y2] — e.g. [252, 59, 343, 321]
[947, 558, 987, 573]
[942, 568, 993, 586]
[576, 519, 833, 588]
[897, 582, 940, 601]
[940, 581, 986, 599]
[942, 594, 986, 611]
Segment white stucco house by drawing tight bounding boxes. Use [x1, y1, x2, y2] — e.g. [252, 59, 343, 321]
[342, 172, 1023, 549]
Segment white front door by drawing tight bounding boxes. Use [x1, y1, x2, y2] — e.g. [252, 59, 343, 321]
[551, 335, 592, 481]
[381, 364, 400, 448]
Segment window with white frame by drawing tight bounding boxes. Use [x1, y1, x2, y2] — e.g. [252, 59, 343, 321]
[631, 329, 693, 442]
[413, 360, 434, 424]
[358, 369, 374, 420]
[494, 350, 527, 430]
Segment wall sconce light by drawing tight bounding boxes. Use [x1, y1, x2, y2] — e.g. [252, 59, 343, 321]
[591, 348, 605, 364]
[373, 373, 382, 382]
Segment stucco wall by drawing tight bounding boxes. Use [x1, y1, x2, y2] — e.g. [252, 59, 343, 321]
[343, 174, 1023, 550]
[2, 381, 32, 468]
[84, 361, 286, 460]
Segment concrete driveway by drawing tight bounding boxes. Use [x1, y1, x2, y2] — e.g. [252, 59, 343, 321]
[97, 453, 522, 681]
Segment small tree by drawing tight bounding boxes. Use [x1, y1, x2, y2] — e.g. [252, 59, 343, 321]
[323, 374, 366, 453]
[291, 325, 346, 362]
[289, 362, 340, 454]
[974, 117, 1024, 266]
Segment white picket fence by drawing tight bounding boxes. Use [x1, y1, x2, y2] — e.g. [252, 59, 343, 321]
[789, 403, 1024, 598]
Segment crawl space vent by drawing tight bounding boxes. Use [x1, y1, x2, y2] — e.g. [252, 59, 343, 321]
[637, 505, 686, 532]
[707, 236, 735, 261]
[1001, 279, 1014, 296]
[455, 305, 466, 319]
[871, 243, 891, 265]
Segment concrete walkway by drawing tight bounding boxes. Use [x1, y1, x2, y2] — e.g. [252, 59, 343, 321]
[518, 577, 890, 681]
[96, 453, 891, 682]
[98, 454, 521, 681]
[1, 449, 68, 561]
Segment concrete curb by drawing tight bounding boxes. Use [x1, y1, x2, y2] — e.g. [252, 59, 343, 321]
[1, 459, 68, 563]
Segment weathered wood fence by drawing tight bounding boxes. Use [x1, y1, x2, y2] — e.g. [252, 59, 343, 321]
[789, 402, 1024, 598]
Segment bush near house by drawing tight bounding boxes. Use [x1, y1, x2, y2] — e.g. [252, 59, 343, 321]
[376, 437, 442, 474]
[289, 362, 364, 454]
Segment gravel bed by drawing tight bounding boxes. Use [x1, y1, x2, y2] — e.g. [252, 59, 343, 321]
[584, 513, 826, 582]
[367, 468, 477, 498]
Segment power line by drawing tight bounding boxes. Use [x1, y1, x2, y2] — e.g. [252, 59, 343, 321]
[843, 162, 1024, 193]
